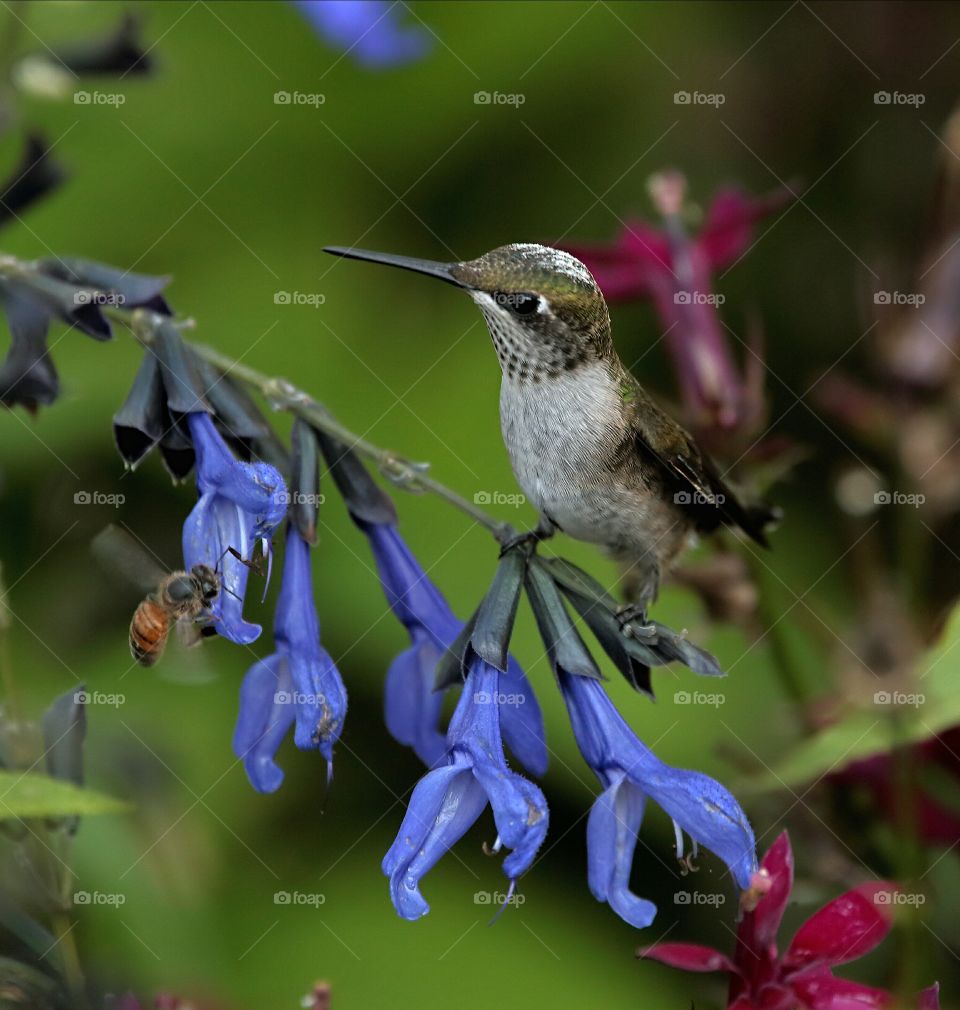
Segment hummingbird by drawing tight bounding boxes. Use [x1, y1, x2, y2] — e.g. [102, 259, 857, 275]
[324, 242, 776, 610]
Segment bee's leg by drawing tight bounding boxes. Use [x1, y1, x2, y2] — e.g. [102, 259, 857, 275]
[217, 545, 266, 575]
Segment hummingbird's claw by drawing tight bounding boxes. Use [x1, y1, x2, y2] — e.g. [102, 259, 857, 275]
[497, 515, 556, 557]
[616, 602, 657, 639]
[498, 530, 542, 557]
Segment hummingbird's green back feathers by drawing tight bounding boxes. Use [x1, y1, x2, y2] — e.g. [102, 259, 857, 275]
[621, 371, 776, 547]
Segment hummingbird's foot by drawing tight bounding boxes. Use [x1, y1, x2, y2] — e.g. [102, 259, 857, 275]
[498, 515, 556, 557]
[616, 603, 656, 640]
[498, 529, 545, 557]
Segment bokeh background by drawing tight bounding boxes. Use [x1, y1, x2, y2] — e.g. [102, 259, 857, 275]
[1, 1, 960, 1007]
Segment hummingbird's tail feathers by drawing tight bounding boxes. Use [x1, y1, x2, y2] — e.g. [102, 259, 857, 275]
[717, 494, 781, 549]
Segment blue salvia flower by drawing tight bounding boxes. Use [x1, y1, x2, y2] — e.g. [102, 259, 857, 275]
[181, 412, 287, 645]
[383, 656, 548, 920]
[558, 671, 756, 928]
[359, 520, 547, 776]
[293, 0, 430, 67]
[233, 524, 347, 792]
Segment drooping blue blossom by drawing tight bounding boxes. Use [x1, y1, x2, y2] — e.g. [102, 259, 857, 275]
[383, 656, 548, 920]
[558, 671, 756, 929]
[181, 412, 287, 645]
[359, 519, 547, 776]
[233, 524, 347, 793]
[293, 0, 430, 67]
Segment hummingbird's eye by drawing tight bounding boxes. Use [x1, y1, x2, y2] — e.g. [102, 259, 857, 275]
[507, 292, 540, 315]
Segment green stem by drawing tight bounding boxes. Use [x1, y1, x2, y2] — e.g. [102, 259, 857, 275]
[0, 562, 19, 722]
[747, 552, 816, 731]
[120, 309, 514, 543]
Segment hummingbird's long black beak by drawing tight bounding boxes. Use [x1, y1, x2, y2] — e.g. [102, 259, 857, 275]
[323, 246, 468, 288]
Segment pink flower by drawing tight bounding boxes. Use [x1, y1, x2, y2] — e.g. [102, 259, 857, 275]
[832, 727, 960, 847]
[638, 832, 939, 1010]
[564, 172, 789, 446]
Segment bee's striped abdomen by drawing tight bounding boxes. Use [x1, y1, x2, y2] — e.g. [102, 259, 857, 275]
[129, 598, 170, 667]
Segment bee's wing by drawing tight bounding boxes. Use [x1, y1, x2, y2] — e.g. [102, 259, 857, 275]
[91, 524, 170, 594]
[163, 618, 218, 684]
[174, 618, 205, 650]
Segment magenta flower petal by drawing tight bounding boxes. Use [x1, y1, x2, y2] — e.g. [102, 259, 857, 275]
[785, 883, 897, 970]
[737, 831, 794, 973]
[918, 983, 941, 1010]
[790, 966, 893, 1010]
[698, 187, 791, 270]
[637, 941, 738, 974]
[563, 176, 788, 441]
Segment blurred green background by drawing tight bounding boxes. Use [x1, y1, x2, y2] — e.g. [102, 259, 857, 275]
[1, 1, 959, 1006]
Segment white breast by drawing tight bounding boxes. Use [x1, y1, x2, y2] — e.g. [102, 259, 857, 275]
[499, 363, 623, 536]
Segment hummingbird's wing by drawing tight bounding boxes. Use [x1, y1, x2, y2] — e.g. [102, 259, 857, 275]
[624, 382, 775, 547]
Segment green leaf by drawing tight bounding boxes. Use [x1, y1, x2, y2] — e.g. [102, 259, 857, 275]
[471, 547, 526, 672]
[524, 560, 602, 681]
[742, 604, 960, 793]
[0, 771, 128, 820]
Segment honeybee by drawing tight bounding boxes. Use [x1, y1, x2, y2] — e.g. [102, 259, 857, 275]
[128, 564, 220, 667]
[92, 525, 231, 668]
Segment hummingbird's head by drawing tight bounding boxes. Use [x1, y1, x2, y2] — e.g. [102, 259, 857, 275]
[451, 243, 612, 380]
[324, 242, 612, 382]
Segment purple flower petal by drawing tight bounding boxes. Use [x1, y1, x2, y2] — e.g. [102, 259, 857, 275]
[182, 413, 286, 645]
[586, 775, 656, 928]
[383, 659, 548, 920]
[294, 0, 430, 67]
[382, 761, 485, 920]
[559, 671, 756, 926]
[233, 654, 296, 794]
[383, 633, 447, 767]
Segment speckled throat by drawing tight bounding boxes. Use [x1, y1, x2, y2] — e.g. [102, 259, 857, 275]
[472, 293, 597, 383]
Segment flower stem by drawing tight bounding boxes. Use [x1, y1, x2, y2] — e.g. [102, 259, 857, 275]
[121, 310, 515, 544]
